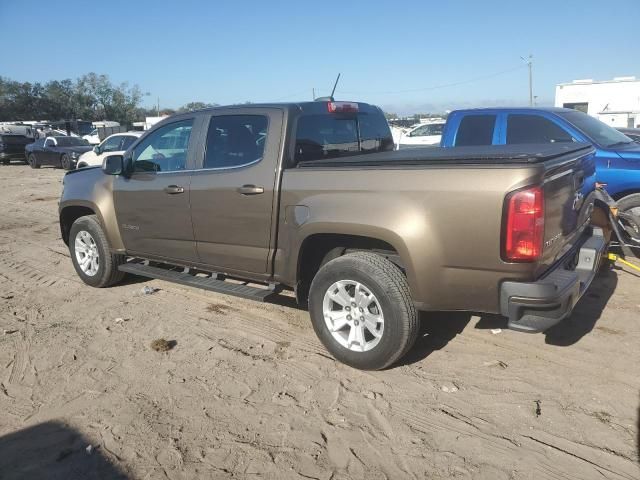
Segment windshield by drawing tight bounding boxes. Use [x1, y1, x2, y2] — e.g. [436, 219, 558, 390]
[559, 111, 633, 148]
[56, 137, 90, 147]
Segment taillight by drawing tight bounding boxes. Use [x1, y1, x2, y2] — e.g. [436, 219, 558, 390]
[503, 186, 544, 262]
[327, 101, 359, 113]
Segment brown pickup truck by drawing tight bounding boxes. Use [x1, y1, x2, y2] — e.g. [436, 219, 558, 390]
[59, 100, 607, 370]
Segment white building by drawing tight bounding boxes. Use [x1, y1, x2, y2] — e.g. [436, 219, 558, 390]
[555, 76, 640, 128]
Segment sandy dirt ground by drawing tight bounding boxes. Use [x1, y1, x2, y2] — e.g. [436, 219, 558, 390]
[0, 164, 639, 480]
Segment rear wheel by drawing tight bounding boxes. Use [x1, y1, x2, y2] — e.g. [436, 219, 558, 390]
[28, 154, 40, 169]
[69, 215, 125, 287]
[617, 194, 640, 251]
[61, 154, 71, 170]
[308, 252, 419, 370]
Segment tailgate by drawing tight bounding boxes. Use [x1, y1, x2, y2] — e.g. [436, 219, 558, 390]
[536, 147, 597, 276]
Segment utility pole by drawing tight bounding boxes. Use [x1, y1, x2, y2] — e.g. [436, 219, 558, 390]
[312, 88, 316, 100]
[521, 55, 534, 106]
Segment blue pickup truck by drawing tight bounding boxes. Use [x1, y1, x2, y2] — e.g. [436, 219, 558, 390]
[441, 108, 640, 217]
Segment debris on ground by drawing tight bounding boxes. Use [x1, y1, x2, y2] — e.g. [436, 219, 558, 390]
[114, 317, 128, 324]
[207, 303, 232, 314]
[483, 360, 508, 369]
[535, 400, 542, 417]
[85, 444, 94, 455]
[3, 329, 18, 335]
[490, 328, 502, 335]
[441, 384, 459, 393]
[141, 286, 158, 295]
[151, 338, 176, 352]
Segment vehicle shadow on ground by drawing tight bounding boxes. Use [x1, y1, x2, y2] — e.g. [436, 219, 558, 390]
[544, 268, 618, 347]
[0, 421, 128, 480]
[119, 273, 152, 287]
[398, 311, 473, 366]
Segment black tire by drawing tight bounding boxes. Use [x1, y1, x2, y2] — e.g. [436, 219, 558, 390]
[308, 252, 419, 370]
[69, 215, 125, 288]
[28, 154, 40, 169]
[60, 153, 71, 170]
[617, 194, 640, 240]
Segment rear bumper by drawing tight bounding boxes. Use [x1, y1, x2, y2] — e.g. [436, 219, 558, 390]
[500, 227, 607, 333]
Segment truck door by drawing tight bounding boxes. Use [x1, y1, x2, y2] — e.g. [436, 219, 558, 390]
[113, 117, 200, 262]
[189, 109, 284, 275]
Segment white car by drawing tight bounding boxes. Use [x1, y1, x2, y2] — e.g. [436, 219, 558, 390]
[395, 121, 446, 149]
[76, 132, 142, 168]
[82, 129, 101, 145]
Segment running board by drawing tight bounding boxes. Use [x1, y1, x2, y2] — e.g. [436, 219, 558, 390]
[118, 262, 280, 302]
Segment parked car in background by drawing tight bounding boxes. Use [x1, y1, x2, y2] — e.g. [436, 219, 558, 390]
[617, 128, 640, 142]
[82, 121, 122, 144]
[59, 100, 604, 370]
[77, 132, 143, 168]
[0, 134, 34, 164]
[394, 120, 445, 148]
[26, 136, 92, 170]
[441, 107, 640, 218]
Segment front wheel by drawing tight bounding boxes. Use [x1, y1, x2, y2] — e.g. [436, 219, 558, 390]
[308, 252, 419, 370]
[60, 154, 72, 170]
[69, 215, 125, 287]
[28, 154, 40, 169]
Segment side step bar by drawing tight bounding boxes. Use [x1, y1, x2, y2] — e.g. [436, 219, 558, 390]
[118, 262, 280, 302]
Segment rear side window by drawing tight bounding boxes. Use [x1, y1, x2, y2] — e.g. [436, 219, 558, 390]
[454, 115, 496, 146]
[507, 115, 574, 144]
[203, 115, 268, 169]
[295, 113, 393, 163]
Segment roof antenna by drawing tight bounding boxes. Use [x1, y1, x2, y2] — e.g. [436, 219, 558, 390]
[330, 73, 341, 100]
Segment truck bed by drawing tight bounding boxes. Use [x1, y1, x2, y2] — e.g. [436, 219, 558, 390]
[297, 143, 593, 168]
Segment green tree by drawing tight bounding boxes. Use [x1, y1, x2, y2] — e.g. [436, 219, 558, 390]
[0, 73, 144, 126]
[178, 101, 218, 112]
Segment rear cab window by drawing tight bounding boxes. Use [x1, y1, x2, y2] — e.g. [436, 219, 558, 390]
[454, 115, 496, 146]
[294, 104, 393, 163]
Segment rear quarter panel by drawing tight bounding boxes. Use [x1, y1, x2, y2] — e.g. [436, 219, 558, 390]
[277, 164, 545, 313]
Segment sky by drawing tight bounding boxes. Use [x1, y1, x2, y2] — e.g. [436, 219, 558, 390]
[1, 0, 639, 115]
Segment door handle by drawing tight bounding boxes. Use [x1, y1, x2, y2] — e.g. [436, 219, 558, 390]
[237, 184, 264, 195]
[164, 185, 184, 194]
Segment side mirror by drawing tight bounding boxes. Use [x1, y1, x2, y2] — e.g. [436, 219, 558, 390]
[102, 155, 124, 175]
[93, 145, 101, 154]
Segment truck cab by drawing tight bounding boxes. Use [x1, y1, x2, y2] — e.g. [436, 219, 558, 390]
[441, 108, 640, 214]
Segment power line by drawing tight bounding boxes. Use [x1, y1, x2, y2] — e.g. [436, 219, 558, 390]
[336, 64, 527, 96]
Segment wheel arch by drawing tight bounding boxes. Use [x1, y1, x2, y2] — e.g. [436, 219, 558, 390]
[611, 189, 640, 202]
[294, 230, 414, 305]
[59, 203, 100, 246]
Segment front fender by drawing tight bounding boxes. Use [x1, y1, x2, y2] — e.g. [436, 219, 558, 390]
[59, 168, 124, 252]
